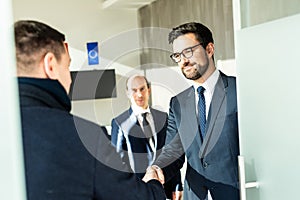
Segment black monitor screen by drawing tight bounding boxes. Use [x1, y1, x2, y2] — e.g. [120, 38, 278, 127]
[69, 69, 116, 100]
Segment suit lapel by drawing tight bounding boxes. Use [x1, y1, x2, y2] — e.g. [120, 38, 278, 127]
[199, 73, 228, 158]
[180, 87, 203, 151]
[118, 108, 138, 137]
[150, 109, 162, 151]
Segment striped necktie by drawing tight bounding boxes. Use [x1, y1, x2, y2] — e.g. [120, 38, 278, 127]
[142, 113, 155, 155]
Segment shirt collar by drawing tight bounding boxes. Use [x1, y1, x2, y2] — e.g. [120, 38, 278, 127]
[192, 69, 220, 95]
[131, 103, 150, 116]
[18, 77, 71, 111]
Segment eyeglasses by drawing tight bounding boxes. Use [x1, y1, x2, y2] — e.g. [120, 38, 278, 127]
[170, 43, 203, 63]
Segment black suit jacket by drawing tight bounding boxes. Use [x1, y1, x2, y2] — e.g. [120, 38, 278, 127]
[18, 78, 166, 200]
[111, 107, 182, 198]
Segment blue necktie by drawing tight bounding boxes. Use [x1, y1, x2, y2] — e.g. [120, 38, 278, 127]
[197, 86, 206, 140]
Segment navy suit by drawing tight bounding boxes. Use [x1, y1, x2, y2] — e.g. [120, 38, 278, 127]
[18, 78, 166, 200]
[111, 108, 182, 198]
[154, 71, 239, 199]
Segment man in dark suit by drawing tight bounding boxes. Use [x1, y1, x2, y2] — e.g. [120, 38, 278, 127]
[111, 74, 183, 200]
[144, 22, 240, 200]
[15, 20, 165, 200]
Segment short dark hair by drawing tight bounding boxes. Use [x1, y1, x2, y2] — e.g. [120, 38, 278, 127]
[168, 22, 214, 48]
[14, 20, 66, 72]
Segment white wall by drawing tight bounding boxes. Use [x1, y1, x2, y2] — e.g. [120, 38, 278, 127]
[12, 0, 141, 126]
[12, 0, 139, 57]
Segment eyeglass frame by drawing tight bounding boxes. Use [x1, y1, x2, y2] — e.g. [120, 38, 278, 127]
[170, 43, 203, 63]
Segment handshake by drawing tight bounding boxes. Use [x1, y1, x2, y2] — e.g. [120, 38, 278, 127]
[142, 165, 165, 184]
[142, 165, 183, 200]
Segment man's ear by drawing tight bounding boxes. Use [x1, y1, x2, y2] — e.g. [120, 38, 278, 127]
[206, 42, 215, 57]
[43, 52, 58, 79]
[148, 87, 151, 96]
[126, 90, 131, 99]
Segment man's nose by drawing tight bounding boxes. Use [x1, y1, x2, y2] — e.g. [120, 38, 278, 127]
[137, 90, 142, 97]
[180, 56, 189, 66]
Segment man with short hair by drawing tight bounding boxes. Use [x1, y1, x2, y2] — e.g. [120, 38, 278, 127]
[144, 22, 240, 200]
[15, 20, 165, 200]
[111, 74, 183, 200]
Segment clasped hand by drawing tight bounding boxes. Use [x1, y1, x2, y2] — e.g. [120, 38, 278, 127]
[143, 166, 183, 200]
[142, 165, 165, 184]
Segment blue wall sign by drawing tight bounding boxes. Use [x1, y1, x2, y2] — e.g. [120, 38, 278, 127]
[86, 42, 99, 65]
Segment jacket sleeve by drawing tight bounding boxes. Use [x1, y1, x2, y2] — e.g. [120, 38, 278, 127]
[94, 129, 166, 200]
[154, 97, 185, 182]
[163, 170, 183, 199]
[110, 118, 119, 147]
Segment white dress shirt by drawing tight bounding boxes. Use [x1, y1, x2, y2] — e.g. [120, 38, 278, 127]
[131, 104, 157, 165]
[192, 69, 220, 119]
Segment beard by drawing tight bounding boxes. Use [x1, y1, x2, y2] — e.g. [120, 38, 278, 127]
[182, 55, 209, 80]
[182, 66, 202, 80]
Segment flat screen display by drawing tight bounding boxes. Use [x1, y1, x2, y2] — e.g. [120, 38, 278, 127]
[69, 69, 116, 100]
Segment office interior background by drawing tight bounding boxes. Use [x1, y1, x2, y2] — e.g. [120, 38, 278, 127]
[1, 0, 300, 199]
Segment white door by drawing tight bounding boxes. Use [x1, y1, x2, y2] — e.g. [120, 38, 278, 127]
[236, 13, 300, 199]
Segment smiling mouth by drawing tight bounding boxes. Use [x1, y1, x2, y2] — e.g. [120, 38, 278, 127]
[183, 65, 194, 72]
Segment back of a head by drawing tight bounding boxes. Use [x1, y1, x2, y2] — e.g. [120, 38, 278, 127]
[14, 20, 66, 75]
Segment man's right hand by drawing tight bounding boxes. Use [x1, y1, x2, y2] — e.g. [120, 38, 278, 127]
[142, 165, 165, 184]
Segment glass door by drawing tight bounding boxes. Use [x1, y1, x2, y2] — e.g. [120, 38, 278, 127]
[0, 0, 27, 199]
[236, 13, 300, 200]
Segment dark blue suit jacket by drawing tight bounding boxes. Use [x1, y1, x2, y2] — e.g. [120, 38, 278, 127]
[111, 107, 182, 198]
[18, 78, 166, 200]
[154, 71, 239, 198]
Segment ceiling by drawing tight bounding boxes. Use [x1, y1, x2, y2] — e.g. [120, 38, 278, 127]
[102, 0, 157, 9]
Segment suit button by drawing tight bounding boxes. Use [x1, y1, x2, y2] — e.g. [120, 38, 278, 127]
[203, 161, 208, 168]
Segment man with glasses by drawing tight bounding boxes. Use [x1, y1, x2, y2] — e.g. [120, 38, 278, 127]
[143, 22, 240, 200]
